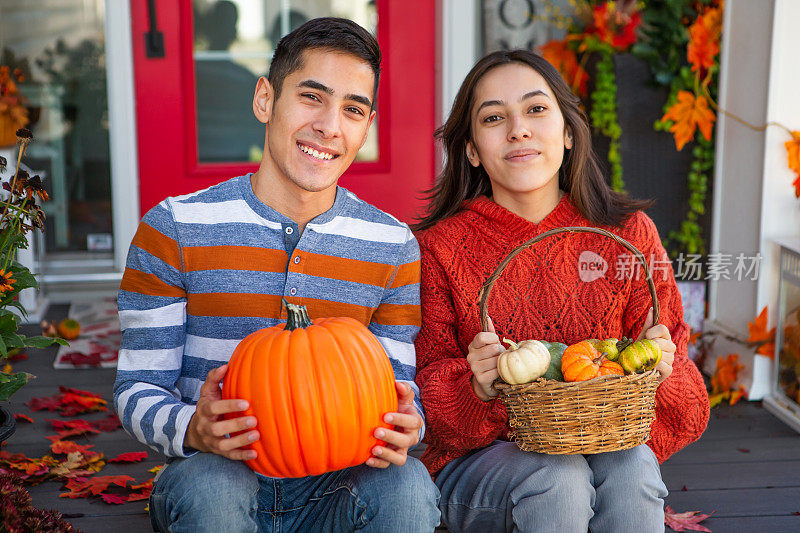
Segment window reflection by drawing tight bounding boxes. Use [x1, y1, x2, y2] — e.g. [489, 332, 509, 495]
[193, 0, 379, 163]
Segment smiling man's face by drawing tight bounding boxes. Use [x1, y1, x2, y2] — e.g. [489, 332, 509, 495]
[260, 48, 376, 194]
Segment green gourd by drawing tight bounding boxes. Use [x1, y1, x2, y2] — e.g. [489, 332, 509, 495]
[541, 341, 568, 381]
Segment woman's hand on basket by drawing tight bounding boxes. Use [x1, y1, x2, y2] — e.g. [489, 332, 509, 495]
[638, 307, 676, 383]
[468, 316, 505, 401]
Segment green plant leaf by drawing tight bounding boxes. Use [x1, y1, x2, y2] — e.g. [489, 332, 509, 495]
[24, 335, 68, 349]
[0, 370, 34, 401]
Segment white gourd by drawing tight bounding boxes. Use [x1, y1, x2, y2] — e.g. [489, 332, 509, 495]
[497, 338, 551, 384]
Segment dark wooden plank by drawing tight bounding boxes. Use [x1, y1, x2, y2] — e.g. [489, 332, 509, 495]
[66, 514, 153, 533]
[668, 515, 800, 533]
[665, 487, 800, 517]
[665, 435, 800, 464]
[661, 460, 800, 490]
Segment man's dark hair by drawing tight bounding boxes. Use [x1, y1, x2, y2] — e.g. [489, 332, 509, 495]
[268, 17, 381, 105]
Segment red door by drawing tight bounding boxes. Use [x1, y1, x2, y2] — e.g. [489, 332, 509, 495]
[131, 0, 436, 223]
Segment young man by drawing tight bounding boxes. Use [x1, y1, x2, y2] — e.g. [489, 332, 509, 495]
[114, 18, 440, 532]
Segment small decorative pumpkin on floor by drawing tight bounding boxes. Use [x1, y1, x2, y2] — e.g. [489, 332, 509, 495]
[56, 319, 81, 340]
[221, 299, 398, 478]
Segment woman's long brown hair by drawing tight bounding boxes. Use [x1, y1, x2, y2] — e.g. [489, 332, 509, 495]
[412, 50, 652, 232]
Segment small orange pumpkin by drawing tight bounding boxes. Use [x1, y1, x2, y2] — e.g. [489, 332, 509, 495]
[562, 341, 625, 381]
[561, 341, 601, 382]
[56, 318, 81, 340]
[598, 358, 624, 377]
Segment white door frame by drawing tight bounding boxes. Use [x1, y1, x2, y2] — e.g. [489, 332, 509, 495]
[106, 0, 141, 273]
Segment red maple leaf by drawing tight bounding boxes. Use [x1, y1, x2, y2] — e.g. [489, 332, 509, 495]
[60, 386, 104, 399]
[127, 489, 151, 502]
[665, 505, 715, 531]
[60, 474, 134, 498]
[27, 395, 63, 412]
[50, 440, 95, 455]
[108, 451, 148, 463]
[7, 352, 27, 362]
[46, 419, 101, 440]
[13, 413, 33, 423]
[99, 493, 128, 505]
[90, 413, 122, 432]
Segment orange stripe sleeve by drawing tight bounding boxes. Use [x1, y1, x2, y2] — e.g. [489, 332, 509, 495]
[120, 268, 185, 298]
[183, 246, 288, 272]
[131, 223, 182, 271]
[371, 303, 421, 327]
[389, 260, 421, 289]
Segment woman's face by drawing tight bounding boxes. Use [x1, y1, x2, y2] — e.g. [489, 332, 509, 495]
[466, 63, 572, 199]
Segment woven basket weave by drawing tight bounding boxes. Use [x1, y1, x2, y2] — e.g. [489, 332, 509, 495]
[479, 226, 661, 455]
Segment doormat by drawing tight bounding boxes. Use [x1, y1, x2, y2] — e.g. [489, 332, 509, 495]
[53, 298, 121, 369]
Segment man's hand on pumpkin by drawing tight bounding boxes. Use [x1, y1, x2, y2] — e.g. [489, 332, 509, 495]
[184, 364, 260, 461]
[366, 382, 422, 468]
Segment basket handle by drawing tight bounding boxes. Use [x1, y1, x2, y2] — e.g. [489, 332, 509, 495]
[478, 226, 660, 340]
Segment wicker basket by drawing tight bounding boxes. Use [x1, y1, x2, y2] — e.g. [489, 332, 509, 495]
[479, 226, 661, 455]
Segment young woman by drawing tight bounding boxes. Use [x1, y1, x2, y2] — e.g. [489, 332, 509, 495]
[413, 50, 710, 532]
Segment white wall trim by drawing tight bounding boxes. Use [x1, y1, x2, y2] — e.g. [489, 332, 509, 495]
[106, 1, 140, 272]
[707, 2, 733, 323]
[439, 0, 479, 129]
[757, 0, 800, 318]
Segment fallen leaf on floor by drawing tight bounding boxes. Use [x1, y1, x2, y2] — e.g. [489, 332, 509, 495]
[60, 474, 134, 498]
[90, 413, 122, 432]
[13, 414, 33, 423]
[109, 451, 148, 463]
[665, 505, 715, 532]
[99, 493, 128, 504]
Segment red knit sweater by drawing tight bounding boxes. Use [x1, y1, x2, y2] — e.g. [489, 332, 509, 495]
[414, 194, 710, 476]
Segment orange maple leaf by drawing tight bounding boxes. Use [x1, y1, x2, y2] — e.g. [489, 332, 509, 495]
[661, 91, 716, 151]
[540, 40, 589, 97]
[710, 353, 743, 395]
[687, 18, 719, 73]
[747, 306, 776, 346]
[60, 474, 134, 498]
[786, 131, 800, 197]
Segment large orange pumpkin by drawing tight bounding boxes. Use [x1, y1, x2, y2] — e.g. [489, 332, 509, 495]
[222, 301, 398, 478]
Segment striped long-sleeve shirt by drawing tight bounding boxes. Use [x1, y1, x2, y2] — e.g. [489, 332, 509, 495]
[114, 175, 423, 458]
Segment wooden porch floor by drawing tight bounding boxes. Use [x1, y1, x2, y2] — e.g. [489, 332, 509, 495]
[3, 306, 800, 532]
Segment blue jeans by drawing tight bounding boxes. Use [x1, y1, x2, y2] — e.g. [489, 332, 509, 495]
[436, 442, 667, 533]
[149, 453, 441, 532]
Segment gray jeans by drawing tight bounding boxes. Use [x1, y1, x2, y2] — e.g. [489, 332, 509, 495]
[435, 442, 667, 533]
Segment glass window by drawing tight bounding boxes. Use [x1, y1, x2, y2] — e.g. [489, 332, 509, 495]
[0, 0, 111, 254]
[192, 0, 379, 163]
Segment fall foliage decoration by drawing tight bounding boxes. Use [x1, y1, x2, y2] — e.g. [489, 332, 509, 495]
[708, 353, 746, 408]
[222, 300, 398, 478]
[661, 91, 715, 151]
[747, 305, 777, 358]
[664, 505, 715, 532]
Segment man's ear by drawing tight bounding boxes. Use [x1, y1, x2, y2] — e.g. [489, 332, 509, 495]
[253, 77, 274, 124]
[358, 109, 377, 148]
[564, 125, 574, 150]
[465, 140, 481, 167]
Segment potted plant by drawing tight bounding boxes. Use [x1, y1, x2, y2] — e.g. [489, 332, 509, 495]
[0, 128, 66, 441]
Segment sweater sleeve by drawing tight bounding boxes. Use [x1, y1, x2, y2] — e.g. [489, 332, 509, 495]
[113, 200, 197, 458]
[621, 213, 710, 462]
[414, 241, 508, 452]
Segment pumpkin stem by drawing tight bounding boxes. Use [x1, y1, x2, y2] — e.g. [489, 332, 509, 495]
[283, 298, 313, 330]
[502, 338, 519, 351]
[616, 336, 634, 353]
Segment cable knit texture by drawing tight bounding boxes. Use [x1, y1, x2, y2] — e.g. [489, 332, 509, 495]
[415, 194, 710, 476]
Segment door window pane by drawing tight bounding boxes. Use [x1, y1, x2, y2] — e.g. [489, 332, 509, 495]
[0, 0, 112, 254]
[193, 0, 379, 163]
